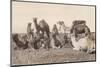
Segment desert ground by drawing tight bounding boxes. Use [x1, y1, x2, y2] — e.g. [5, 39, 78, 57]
[11, 33, 96, 66]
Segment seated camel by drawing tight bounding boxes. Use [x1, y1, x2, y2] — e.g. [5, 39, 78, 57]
[12, 34, 29, 50]
[70, 20, 95, 53]
[71, 33, 95, 53]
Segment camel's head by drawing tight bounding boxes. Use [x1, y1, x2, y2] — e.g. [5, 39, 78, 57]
[28, 22, 32, 27]
[57, 21, 64, 25]
[33, 17, 37, 23]
[12, 33, 19, 40]
[53, 24, 57, 28]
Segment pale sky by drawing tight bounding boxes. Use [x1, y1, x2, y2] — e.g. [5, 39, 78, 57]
[12, 1, 95, 33]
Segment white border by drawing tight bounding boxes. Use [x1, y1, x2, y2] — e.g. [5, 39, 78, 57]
[0, 0, 100, 67]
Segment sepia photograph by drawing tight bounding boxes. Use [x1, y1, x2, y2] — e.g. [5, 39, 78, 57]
[11, 0, 96, 66]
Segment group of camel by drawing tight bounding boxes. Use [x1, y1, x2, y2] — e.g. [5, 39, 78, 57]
[12, 18, 95, 54]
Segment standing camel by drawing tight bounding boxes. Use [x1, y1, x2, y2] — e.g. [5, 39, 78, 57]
[33, 17, 50, 38]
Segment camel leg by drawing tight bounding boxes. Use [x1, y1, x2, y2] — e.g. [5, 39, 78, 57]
[87, 48, 95, 54]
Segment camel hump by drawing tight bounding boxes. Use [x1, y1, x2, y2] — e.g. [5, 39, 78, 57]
[39, 19, 49, 30]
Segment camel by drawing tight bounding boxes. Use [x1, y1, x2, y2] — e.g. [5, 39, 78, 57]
[70, 20, 90, 37]
[33, 17, 50, 38]
[70, 20, 95, 53]
[12, 34, 29, 50]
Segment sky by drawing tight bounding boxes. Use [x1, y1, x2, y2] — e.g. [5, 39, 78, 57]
[12, 1, 95, 33]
